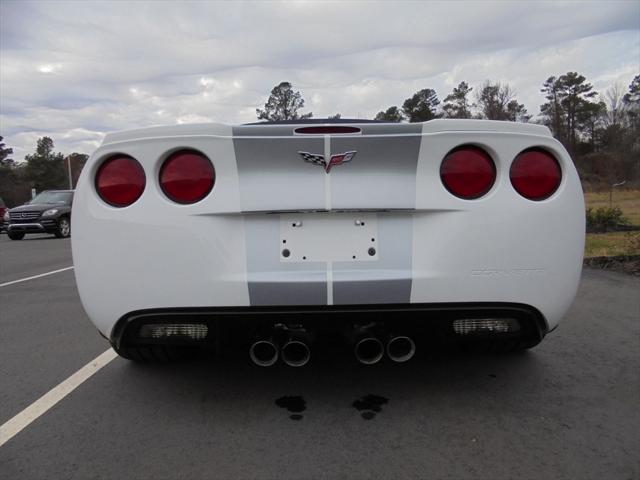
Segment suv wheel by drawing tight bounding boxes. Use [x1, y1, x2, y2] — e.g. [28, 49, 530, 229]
[8, 231, 25, 240]
[55, 217, 71, 238]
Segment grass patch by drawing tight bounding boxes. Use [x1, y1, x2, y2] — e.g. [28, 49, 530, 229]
[584, 189, 640, 258]
[585, 231, 640, 258]
[584, 189, 640, 225]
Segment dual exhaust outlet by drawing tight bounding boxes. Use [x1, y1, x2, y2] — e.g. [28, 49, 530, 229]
[249, 324, 415, 367]
[354, 334, 415, 365]
[351, 323, 415, 366]
[249, 330, 311, 367]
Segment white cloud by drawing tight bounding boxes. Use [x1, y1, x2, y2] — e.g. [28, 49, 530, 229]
[0, 0, 638, 160]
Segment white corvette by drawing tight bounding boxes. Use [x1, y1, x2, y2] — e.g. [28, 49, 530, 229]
[72, 119, 584, 365]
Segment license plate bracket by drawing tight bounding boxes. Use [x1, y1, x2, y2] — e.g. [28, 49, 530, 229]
[280, 213, 378, 262]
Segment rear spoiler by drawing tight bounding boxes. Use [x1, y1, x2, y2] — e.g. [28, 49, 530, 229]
[101, 119, 551, 146]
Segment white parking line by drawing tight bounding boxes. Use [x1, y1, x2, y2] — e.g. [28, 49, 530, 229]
[0, 348, 118, 447]
[0, 266, 74, 288]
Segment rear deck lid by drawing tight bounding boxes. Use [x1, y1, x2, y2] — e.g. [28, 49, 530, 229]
[231, 122, 423, 212]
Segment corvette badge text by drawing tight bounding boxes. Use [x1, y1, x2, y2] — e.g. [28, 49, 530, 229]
[470, 268, 547, 277]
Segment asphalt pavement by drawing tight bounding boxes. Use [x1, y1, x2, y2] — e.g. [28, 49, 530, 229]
[0, 232, 638, 480]
[0, 233, 74, 284]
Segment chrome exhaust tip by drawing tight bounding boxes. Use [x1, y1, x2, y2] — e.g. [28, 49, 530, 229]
[281, 339, 311, 367]
[249, 340, 279, 367]
[386, 335, 416, 363]
[354, 337, 384, 365]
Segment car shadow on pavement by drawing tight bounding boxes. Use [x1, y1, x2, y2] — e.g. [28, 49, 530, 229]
[115, 342, 545, 423]
[2, 234, 61, 241]
[18, 236, 61, 241]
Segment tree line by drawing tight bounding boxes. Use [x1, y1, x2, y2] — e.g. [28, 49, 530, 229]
[0, 137, 88, 207]
[1, 72, 638, 206]
[256, 74, 639, 188]
[372, 80, 531, 123]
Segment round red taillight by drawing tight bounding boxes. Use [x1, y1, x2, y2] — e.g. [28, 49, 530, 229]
[95, 155, 146, 207]
[160, 150, 215, 204]
[510, 149, 561, 201]
[440, 146, 496, 199]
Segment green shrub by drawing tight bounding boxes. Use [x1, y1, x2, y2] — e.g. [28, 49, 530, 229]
[586, 206, 630, 233]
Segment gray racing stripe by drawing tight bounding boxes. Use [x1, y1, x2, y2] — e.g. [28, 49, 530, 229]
[332, 212, 413, 304]
[330, 124, 422, 209]
[244, 212, 413, 306]
[232, 123, 421, 137]
[235, 124, 420, 307]
[232, 134, 325, 212]
[244, 215, 327, 306]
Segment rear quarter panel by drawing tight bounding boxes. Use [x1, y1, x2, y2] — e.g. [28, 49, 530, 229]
[411, 126, 584, 330]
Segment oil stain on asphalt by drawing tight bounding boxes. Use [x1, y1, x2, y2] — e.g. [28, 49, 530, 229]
[352, 394, 389, 420]
[275, 395, 306, 420]
[275, 394, 389, 420]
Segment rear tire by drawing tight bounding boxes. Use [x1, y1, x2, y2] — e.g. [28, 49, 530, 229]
[55, 216, 71, 238]
[8, 231, 25, 240]
[113, 344, 194, 362]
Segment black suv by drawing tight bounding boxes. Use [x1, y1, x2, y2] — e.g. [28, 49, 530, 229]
[4, 190, 74, 240]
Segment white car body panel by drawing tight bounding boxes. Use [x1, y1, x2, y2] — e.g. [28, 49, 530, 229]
[72, 120, 584, 341]
[411, 129, 583, 330]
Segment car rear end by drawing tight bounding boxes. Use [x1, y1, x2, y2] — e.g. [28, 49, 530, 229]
[72, 119, 584, 363]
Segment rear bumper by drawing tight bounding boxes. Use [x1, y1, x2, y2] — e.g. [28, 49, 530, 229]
[74, 208, 583, 339]
[110, 302, 548, 351]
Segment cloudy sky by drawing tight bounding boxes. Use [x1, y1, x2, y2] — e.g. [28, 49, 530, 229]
[1, 0, 639, 160]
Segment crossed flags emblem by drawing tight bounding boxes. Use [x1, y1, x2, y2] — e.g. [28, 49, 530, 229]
[298, 151, 357, 173]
